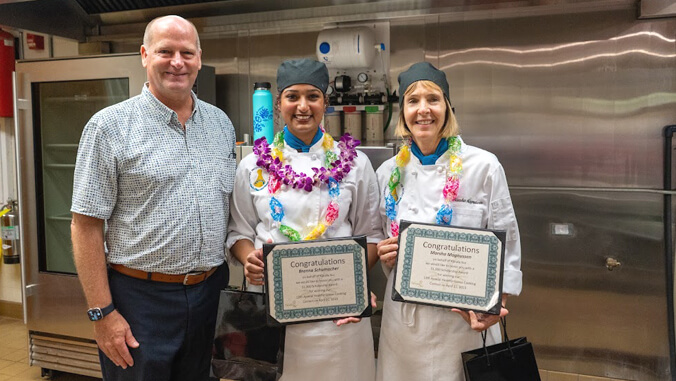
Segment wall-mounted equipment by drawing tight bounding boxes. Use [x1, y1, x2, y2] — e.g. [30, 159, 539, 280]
[316, 23, 393, 143]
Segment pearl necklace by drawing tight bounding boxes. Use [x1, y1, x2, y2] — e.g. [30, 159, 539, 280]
[385, 136, 462, 236]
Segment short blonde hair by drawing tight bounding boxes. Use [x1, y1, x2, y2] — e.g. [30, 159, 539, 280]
[395, 80, 459, 139]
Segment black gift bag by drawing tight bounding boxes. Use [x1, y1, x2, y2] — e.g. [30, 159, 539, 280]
[461, 318, 541, 381]
[211, 284, 285, 381]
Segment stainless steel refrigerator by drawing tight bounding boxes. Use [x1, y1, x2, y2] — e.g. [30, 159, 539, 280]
[13, 53, 147, 378]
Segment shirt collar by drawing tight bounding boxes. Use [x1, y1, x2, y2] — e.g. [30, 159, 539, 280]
[141, 83, 199, 125]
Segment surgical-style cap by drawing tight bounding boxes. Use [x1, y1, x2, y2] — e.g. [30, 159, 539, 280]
[277, 58, 329, 94]
[397, 62, 450, 107]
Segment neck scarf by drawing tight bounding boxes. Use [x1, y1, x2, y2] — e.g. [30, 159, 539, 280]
[411, 138, 449, 165]
[283, 126, 323, 152]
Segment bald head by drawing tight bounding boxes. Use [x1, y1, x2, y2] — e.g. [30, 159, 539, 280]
[143, 15, 201, 50]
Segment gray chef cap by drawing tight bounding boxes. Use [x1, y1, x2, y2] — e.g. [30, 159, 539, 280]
[276, 58, 329, 94]
[398, 62, 450, 107]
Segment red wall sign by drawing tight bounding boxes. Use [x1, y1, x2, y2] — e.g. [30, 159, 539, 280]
[27, 33, 44, 50]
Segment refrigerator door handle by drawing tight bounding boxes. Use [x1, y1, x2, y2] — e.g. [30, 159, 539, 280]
[13, 70, 30, 324]
[663, 124, 676, 381]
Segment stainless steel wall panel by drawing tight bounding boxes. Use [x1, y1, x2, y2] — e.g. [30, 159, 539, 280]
[200, 36, 240, 136]
[388, 17, 433, 139]
[212, 30, 319, 141]
[509, 188, 670, 380]
[436, 9, 676, 189]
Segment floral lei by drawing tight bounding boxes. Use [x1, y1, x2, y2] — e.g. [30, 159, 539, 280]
[253, 127, 360, 241]
[385, 136, 462, 236]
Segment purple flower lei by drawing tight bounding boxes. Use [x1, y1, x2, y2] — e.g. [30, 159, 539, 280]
[253, 132, 360, 192]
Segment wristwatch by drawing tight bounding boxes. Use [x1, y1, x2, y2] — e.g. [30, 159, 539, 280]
[87, 303, 115, 321]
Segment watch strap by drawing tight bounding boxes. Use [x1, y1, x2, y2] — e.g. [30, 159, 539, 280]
[100, 302, 115, 318]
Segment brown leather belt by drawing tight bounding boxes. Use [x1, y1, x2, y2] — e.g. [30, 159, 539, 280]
[110, 264, 217, 286]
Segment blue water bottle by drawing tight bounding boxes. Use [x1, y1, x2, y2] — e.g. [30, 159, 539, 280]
[252, 82, 274, 144]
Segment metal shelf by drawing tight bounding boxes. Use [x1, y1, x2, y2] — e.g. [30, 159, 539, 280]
[44, 164, 76, 169]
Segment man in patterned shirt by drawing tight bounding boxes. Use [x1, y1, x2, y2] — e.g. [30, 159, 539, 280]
[71, 15, 236, 381]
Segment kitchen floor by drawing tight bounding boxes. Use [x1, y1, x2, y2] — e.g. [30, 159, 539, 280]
[0, 315, 628, 381]
[0, 317, 99, 381]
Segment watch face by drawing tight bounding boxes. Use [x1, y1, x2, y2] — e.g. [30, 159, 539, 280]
[87, 308, 103, 321]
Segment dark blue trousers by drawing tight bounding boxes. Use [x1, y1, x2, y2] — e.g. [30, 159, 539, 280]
[100, 264, 228, 381]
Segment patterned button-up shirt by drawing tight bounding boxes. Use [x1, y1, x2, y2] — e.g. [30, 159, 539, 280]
[72, 85, 236, 274]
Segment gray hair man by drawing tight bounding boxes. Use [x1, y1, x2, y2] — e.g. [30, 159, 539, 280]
[71, 15, 236, 381]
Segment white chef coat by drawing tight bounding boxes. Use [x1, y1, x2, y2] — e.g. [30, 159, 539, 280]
[374, 136, 523, 381]
[227, 136, 382, 381]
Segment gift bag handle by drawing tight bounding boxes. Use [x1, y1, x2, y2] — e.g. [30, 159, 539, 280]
[480, 330, 490, 365]
[479, 317, 515, 366]
[237, 269, 269, 304]
[500, 317, 515, 360]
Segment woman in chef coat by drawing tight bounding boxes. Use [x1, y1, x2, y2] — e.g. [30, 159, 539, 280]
[227, 58, 381, 381]
[374, 62, 523, 381]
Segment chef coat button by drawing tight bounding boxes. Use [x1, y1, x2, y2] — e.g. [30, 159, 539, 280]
[311, 154, 318, 161]
[272, 222, 279, 228]
[411, 207, 418, 213]
[307, 222, 315, 228]
[411, 170, 417, 177]
[281, 184, 288, 191]
[437, 166, 444, 173]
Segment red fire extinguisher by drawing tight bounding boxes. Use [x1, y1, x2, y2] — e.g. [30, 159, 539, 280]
[0, 29, 15, 118]
[0, 201, 20, 264]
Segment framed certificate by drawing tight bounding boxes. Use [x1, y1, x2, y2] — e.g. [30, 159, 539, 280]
[392, 220, 505, 314]
[263, 236, 372, 325]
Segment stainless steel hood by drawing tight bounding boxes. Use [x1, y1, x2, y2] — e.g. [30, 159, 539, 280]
[0, 0, 641, 43]
[73, 0, 225, 14]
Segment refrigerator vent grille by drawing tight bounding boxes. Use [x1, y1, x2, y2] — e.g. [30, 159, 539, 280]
[29, 332, 102, 378]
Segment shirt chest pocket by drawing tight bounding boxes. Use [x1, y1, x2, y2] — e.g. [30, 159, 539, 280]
[452, 204, 485, 229]
[214, 157, 236, 195]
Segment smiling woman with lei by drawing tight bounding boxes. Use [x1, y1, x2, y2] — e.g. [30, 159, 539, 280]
[373, 62, 523, 381]
[227, 58, 381, 381]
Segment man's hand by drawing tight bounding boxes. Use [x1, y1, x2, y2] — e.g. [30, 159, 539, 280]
[94, 310, 139, 368]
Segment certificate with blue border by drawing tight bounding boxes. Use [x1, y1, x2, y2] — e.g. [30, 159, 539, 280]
[392, 220, 505, 314]
[263, 236, 372, 325]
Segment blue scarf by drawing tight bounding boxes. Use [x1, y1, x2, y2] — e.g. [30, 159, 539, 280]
[284, 126, 323, 152]
[411, 138, 449, 165]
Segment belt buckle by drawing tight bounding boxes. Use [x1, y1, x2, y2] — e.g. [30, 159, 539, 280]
[183, 271, 205, 285]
